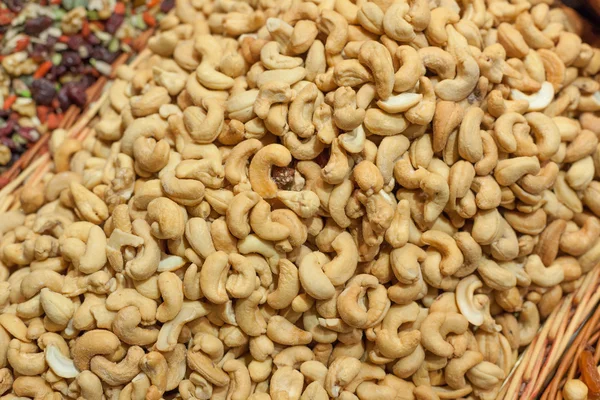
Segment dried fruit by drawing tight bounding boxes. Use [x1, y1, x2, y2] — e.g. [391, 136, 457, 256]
[31, 79, 56, 106]
[0, 0, 171, 172]
[23, 16, 53, 37]
[579, 348, 600, 399]
[61, 51, 82, 69]
[105, 13, 124, 34]
[66, 82, 86, 108]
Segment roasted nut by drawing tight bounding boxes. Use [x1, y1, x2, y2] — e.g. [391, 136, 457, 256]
[0, 2, 598, 399]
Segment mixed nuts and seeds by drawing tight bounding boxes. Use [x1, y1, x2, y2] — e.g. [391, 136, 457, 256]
[0, 0, 173, 171]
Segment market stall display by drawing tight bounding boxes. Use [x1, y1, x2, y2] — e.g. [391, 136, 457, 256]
[0, 0, 599, 399]
[0, 0, 173, 177]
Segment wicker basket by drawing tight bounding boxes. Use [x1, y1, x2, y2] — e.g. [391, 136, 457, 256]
[539, 272, 600, 399]
[498, 268, 600, 399]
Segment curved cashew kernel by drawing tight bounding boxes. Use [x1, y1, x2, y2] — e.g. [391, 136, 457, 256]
[235, 290, 267, 337]
[12, 376, 53, 399]
[140, 351, 168, 396]
[385, 199, 411, 249]
[493, 112, 527, 154]
[318, 10, 349, 55]
[121, 114, 169, 156]
[223, 359, 252, 400]
[268, 259, 300, 310]
[494, 156, 541, 186]
[353, 161, 384, 196]
[54, 138, 82, 173]
[458, 107, 484, 163]
[456, 276, 496, 330]
[364, 107, 409, 137]
[124, 219, 161, 280]
[254, 82, 295, 120]
[420, 312, 469, 358]
[357, 2, 384, 34]
[156, 271, 184, 322]
[504, 208, 547, 235]
[90, 345, 143, 386]
[560, 217, 600, 256]
[261, 41, 303, 70]
[323, 232, 359, 286]
[426, 8, 460, 47]
[325, 356, 362, 398]
[44, 345, 79, 378]
[225, 138, 263, 187]
[467, 361, 506, 391]
[147, 198, 186, 240]
[338, 123, 366, 155]
[163, 344, 187, 391]
[157, 301, 209, 352]
[478, 258, 517, 291]
[130, 86, 171, 118]
[566, 156, 594, 190]
[237, 233, 281, 271]
[435, 48, 479, 101]
[183, 99, 226, 144]
[375, 302, 421, 359]
[420, 230, 464, 276]
[338, 274, 390, 329]
[277, 190, 321, 218]
[106, 288, 157, 323]
[565, 129, 598, 163]
[299, 251, 335, 300]
[267, 316, 312, 345]
[525, 254, 564, 287]
[199, 251, 230, 305]
[421, 172, 449, 224]
[70, 182, 109, 224]
[394, 45, 425, 93]
[71, 329, 121, 371]
[7, 339, 46, 376]
[383, 2, 415, 42]
[226, 253, 256, 299]
[378, 92, 422, 114]
[334, 87, 365, 131]
[133, 136, 170, 174]
[320, 139, 349, 187]
[271, 365, 305, 400]
[289, 82, 319, 138]
[445, 350, 484, 390]
[39, 288, 73, 326]
[249, 144, 292, 198]
[433, 101, 463, 154]
[510, 81, 554, 112]
[419, 47, 457, 81]
[20, 269, 64, 300]
[112, 306, 159, 346]
[390, 243, 427, 284]
[250, 199, 291, 241]
[518, 301, 540, 347]
[405, 77, 436, 126]
[358, 41, 394, 100]
[329, 180, 353, 229]
[226, 191, 261, 240]
[525, 112, 561, 160]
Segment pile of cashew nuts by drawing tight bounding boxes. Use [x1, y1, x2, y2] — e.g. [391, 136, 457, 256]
[2, 0, 600, 399]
